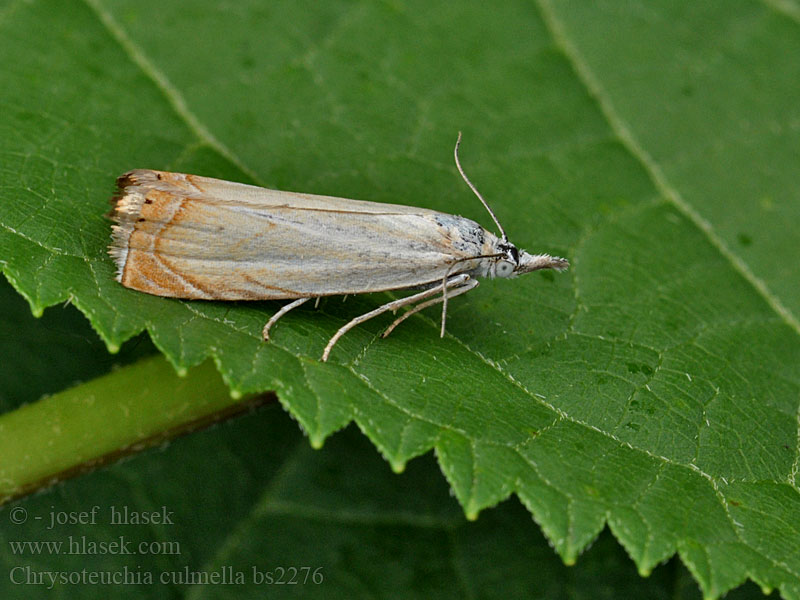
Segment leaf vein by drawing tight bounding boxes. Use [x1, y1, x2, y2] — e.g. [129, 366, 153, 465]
[80, 0, 262, 186]
[536, 0, 800, 339]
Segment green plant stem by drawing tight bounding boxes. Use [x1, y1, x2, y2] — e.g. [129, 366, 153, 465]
[0, 355, 272, 504]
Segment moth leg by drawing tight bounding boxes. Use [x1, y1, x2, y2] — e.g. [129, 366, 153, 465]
[262, 298, 311, 341]
[321, 274, 470, 362]
[381, 278, 479, 339]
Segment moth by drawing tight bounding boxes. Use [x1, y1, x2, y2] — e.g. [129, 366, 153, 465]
[109, 134, 569, 361]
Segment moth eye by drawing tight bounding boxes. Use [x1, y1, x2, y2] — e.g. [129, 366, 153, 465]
[496, 260, 514, 278]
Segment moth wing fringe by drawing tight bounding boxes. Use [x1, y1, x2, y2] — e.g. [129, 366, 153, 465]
[107, 170, 158, 282]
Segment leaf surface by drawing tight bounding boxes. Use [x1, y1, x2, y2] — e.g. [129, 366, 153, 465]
[0, 1, 798, 597]
[5, 278, 769, 599]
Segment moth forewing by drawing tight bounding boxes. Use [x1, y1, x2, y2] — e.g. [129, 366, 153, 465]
[110, 170, 493, 302]
[109, 136, 569, 361]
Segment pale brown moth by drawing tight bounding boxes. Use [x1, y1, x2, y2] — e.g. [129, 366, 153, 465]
[109, 134, 569, 360]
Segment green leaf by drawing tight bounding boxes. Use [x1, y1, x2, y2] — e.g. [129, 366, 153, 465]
[0, 280, 772, 598]
[1, 1, 798, 598]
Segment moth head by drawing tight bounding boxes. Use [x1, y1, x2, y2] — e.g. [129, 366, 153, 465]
[488, 241, 569, 278]
[453, 133, 570, 280]
[491, 243, 520, 278]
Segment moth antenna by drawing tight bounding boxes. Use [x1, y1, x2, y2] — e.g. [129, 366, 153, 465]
[454, 132, 508, 242]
